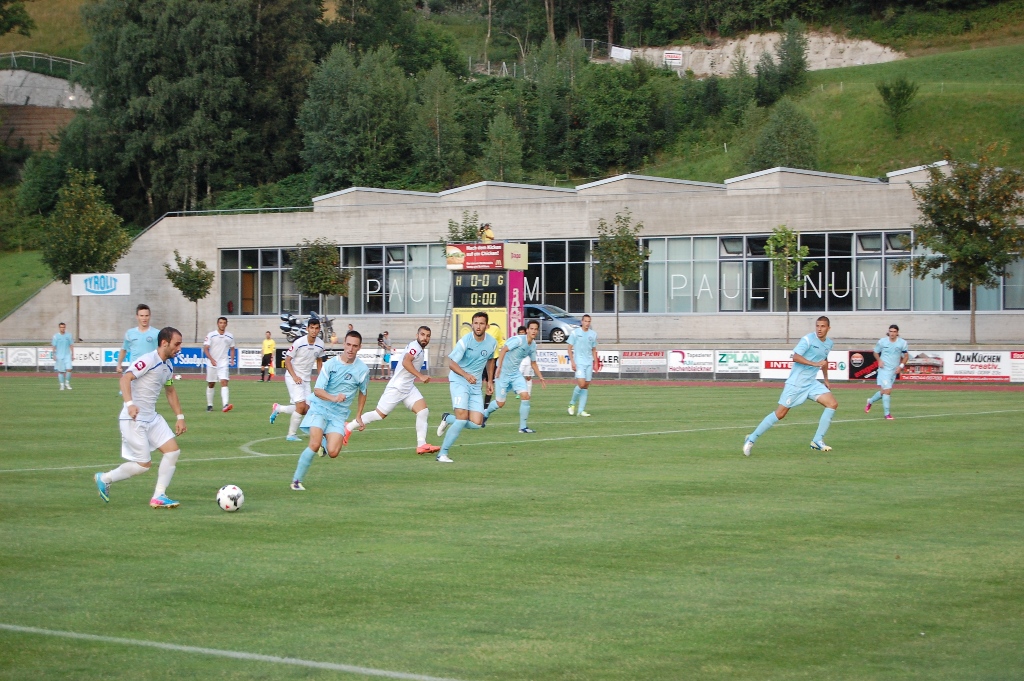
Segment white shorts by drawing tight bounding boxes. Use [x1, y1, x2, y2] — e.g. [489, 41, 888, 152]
[119, 416, 175, 463]
[206, 364, 230, 382]
[286, 373, 313, 404]
[376, 385, 424, 415]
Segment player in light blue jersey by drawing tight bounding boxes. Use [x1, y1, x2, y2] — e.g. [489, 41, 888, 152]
[435, 312, 497, 463]
[290, 331, 369, 490]
[567, 314, 598, 417]
[744, 316, 840, 455]
[483, 319, 547, 433]
[116, 304, 158, 373]
[51, 322, 74, 390]
[865, 324, 909, 420]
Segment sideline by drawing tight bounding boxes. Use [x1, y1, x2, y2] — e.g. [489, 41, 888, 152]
[0, 623, 467, 681]
[2, 408, 1021, 475]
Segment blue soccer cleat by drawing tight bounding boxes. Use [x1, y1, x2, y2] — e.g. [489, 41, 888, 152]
[270, 403, 280, 424]
[150, 494, 180, 509]
[94, 472, 109, 503]
[285, 434, 301, 441]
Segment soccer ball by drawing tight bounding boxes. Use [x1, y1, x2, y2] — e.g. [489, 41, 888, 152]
[216, 485, 244, 512]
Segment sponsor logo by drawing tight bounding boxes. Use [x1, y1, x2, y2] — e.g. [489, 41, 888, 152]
[954, 352, 1002, 363]
[1012, 351, 1024, 360]
[83, 274, 120, 294]
[850, 352, 865, 368]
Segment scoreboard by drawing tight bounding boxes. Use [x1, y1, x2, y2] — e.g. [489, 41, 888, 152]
[452, 272, 506, 308]
[445, 242, 527, 350]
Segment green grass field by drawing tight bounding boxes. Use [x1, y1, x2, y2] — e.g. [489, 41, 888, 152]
[1, 375, 1022, 680]
[0, 251, 50, 320]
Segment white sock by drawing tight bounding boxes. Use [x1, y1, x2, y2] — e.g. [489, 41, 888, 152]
[416, 409, 429, 446]
[278, 404, 296, 414]
[206, 387, 214, 406]
[525, 380, 532, 396]
[287, 411, 303, 437]
[102, 462, 149, 484]
[221, 386, 229, 406]
[153, 449, 180, 497]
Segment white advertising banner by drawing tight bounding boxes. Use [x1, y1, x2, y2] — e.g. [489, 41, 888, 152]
[7, 347, 36, 367]
[102, 348, 124, 367]
[238, 348, 263, 370]
[37, 347, 55, 366]
[668, 349, 714, 373]
[715, 350, 761, 374]
[1011, 351, 1024, 383]
[621, 350, 666, 374]
[70, 273, 131, 296]
[73, 347, 104, 367]
[901, 350, 1010, 382]
[597, 350, 619, 374]
[760, 350, 849, 380]
[610, 46, 632, 61]
[0, 347, 5, 366]
[663, 50, 683, 66]
[536, 349, 571, 373]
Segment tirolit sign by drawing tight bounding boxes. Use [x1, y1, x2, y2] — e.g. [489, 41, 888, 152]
[71, 273, 131, 296]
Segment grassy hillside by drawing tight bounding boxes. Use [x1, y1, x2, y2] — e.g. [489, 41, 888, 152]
[0, 0, 88, 60]
[0, 250, 51, 320]
[644, 43, 1024, 183]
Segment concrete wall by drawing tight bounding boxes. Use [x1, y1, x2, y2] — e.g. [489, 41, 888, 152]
[4, 166, 1022, 345]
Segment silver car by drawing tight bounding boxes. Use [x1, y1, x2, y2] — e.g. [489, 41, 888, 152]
[524, 304, 582, 343]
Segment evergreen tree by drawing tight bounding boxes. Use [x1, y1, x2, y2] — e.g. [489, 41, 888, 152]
[876, 76, 920, 139]
[776, 17, 809, 92]
[754, 51, 782, 107]
[478, 111, 524, 183]
[411, 64, 466, 188]
[747, 98, 818, 171]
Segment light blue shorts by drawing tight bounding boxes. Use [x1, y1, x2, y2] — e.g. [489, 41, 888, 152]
[494, 373, 529, 402]
[54, 359, 73, 372]
[876, 369, 896, 390]
[778, 380, 831, 409]
[574, 364, 594, 381]
[450, 380, 484, 414]
[300, 408, 350, 436]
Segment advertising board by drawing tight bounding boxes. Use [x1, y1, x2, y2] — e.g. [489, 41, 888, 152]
[900, 350, 1009, 382]
[536, 348, 571, 373]
[7, 347, 36, 367]
[0, 347, 5, 366]
[847, 349, 879, 380]
[1012, 351, 1024, 383]
[70, 273, 131, 296]
[37, 347, 54, 366]
[238, 348, 263, 370]
[621, 350, 666, 374]
[668, 349, 714, 373]
[445, 243, 527, 271]
[663, 50, 683, 66]
[760, 350, 849, 380]
[715, 351, 760, 375]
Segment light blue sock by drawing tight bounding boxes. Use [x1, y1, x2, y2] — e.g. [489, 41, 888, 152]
[293, 447, 316, 482]
[64, 373, 69, 386]
[444, 413, 456, 425]
[749, 412, 779, 442]
[882, 395, 891, 416]
[577, 389, 589, 413]
[519, 401, 530, 429]
[484, 401, 501, 418]
[869, 391, 882, 404]
[464, 421, 482, 430]
[57, 372, 64, 386]
[814, 408, 836, 443]
[441, 419, 468, 454]
[570, 386, 581, 406]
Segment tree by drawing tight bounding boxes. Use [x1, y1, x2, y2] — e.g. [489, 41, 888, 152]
[0, 0, 34, 38]
[42, 169, 132, 339]
[747, 98, 818, 172]
[765, 224, 817, 343]
[592, 210, 649, 343]
[776, 17, 809, 92]
[754, 51, 782, 107]
[895, 146, 1024, 344]
[165, 250, 215, 341]
[289, 238, 352, 315]
[876, 76, 919, 139]
[411, 64, 466, 188]
[478, 110, 524, 182]
[445, 210, 481, 242]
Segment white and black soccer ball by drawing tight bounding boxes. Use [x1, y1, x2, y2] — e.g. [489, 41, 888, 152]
[216, 485, 244, 512]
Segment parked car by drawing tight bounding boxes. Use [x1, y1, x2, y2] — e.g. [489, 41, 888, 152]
[524, 304, 582, 343]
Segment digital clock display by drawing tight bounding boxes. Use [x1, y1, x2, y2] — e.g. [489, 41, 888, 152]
[453, 273, 506, 308]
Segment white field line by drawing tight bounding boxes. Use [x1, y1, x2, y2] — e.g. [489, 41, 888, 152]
[1, 409, 1021, 475]
[0, 623, 466, 681]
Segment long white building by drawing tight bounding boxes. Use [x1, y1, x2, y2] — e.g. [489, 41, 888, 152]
[4, 162, 1022, 344]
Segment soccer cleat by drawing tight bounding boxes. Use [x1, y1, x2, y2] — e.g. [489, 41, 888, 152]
[885, 414, 895, 420]
[437, 412, 451, 437]
[436, 454, 454, 463]
[290, 480, 306, 491]
[567, 404, 575, 415]
[65, 385, 72, 390]
[342, 424, 352, 447]
[865, 399, 872, 413]
[270, 403, 280, 424]
[285, 434, 301, 441]
[809, 440, 832, 452]
[222, 404, 234, 413]
[743, 439, 754, 457]
[519, 427, 535, 434]
[207, 405, 213, 412]
[94, 472, 109, 502]
[60, 384, 65, 390]
[417, 443, 441, 455]
[578, 411, 591, 417]
[481, 415, 487, 428]
[150, 494, 180, 509]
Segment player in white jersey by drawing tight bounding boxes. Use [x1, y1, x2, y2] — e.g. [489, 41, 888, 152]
[270, 318, 325, 440]
[94, 327, 187, 508]
[203, 316, 236, 412]
[344, 326, 441, 455]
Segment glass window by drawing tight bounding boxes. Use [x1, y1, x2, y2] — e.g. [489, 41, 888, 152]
[429, 267, 450, 314]
[801, 234, 826, 258]
[406, 267, 430, 314]
[364, 268, 384, 313]
[386, 268, 405, 313]
[364, 247, 383, 266]
[260, 249, 279, 268]
[647, 262, 666, 313]
[693, 261, 716, 313]
[747, 236, 769, 257]
[260, 270, 279, 315]
[592, 271, 615, 312]
[282, 248, 298, 266]
[668, 237, 691, 261]
[828, 233, 852, 257]
[885, 259, 911, 310]
[747, 261, 771, 311]
[828, 258, 854, 311]
[857, 233, 882, 254]
[977, 283, 1001, 311]
[545, 241, 566, 262]
[646, 238, 666, 262]
[568, 240, 589, 262]
[693, 237, 717, 260]
[619, 280, 640, 313]
[720, 262, 744, 311]
[221, 270, 239, 316]
[280, 270, 299, 313]
[241, 249, 258, 270]
[568, 263, 587, 313]
[1005, 260, 1024, 309]
[528, 241, 543, 264]
[221, 250, 239, 270]
[386, 246, 405, 265]
[524, 264, 542, 304]
[800, 259, 826, 311]
[913, 273, 943, 311]
[668, 261, 692, 312]
[885, 232, 911, 253]
[429, 244, 447, 266]
[857, 259, 882, 310]
[720, 237, 744, 257]
[544, 263, 567, 309]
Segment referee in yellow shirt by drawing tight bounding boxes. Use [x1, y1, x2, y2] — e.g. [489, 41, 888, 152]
[260, 331, 277, 382]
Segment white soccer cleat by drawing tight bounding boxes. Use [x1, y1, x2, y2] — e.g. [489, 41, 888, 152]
[810, 440, 832, 452]
[743, 439, 754, 457]
[59, 384, 65, 391]
[578, 411, 591, 417]
[437, 412, 451, 437]
[436, 454, 454, 463]
[65, 385, 72, 390]
[567, 404, 575, 415]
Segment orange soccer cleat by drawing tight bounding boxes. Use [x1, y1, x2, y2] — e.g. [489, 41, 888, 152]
[416, 443, 441, 455]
